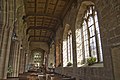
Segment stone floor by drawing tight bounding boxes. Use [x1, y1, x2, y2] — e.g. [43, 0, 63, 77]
[5, 72, 75, 80]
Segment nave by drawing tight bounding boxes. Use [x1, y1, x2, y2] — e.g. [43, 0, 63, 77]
[6, 69, 75, 80]
[0, 0, 120, 80]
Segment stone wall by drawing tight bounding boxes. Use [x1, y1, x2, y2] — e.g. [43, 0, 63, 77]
[0, 0, 2, 36]
[30, 42, 49, 52]
[55, 0, 120, 80]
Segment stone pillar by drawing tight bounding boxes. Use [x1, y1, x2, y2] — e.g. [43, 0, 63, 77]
[54, 43, 56, 67]
[25, 52, 29, 72]
[8, 41, 15, 77]
[12, 42, 17, 77]
[3, 28, 15, 79]
[19, 49, 22, 74]
[60, 40, 63, 66]
[19, 49, 25, 74]
[0, 0, 9, 79]
[29, 51, 33, 65]
[12, 41, 20, 77]
[72, 28, 77, 68]
[0, 29, 9, 79]
[56, 42, 60, 67]
[46, 50, 50, 71]
[16, 44, 22, 75]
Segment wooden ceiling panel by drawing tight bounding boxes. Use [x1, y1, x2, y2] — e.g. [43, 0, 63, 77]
[27, 16, 34, 19]
[47, 5, 55, 10]
[28, 37, 34, 41]
[28, 29, 32, 34]
[44, 16, 52, 20]
[40, 37, 44, 41]
[37, 3, 45, 7]
[27, 8, 35, 13]
[35, 30, 40, 36]
[28, 22, 35, 26]
[36, 19, 42, 22]
[35, 37, 39, 41]
[49, 0, 57, 4]
[58, 0, 66, 6]
[46, 10, 53, 15]
[40, 32, 46, 36]
[36, 22, 43, 26]
[25, 0, 74, 43]
[44, 19, 51, 23]
[38, 0, 46, 3]
[27, 3, 35, 8]
[27, 0, 35, 2]
[36, 9, 44, 13]
[36, 16, 43, 19]
[46, 31, 52, 36]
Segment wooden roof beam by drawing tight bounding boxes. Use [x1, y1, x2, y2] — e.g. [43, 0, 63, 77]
[26, 14, 62, 23]
[26, 26, 55, 34]
[28, 35, 51, 41]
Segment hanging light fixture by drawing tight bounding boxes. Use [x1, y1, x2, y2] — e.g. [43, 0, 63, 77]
[12, 32, 18, 41]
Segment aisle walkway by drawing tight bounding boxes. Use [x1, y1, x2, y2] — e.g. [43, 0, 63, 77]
[5, 71, 75, 80]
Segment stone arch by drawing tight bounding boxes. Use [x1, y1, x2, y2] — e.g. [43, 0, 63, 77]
[75, 1, 104, 67]
[63, 24, 71, 40]
[31, 48, 45, 54]
[75, 1, 94, 30]
[62, 24, 73, 67]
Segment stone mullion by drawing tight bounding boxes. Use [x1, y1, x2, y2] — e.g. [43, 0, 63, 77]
[92, 13, 100, 62]
[81, 26, 85, 63]
[69, 35, 71, 61]
[66, 36, 68, 62]
[86, 19, 91, 57]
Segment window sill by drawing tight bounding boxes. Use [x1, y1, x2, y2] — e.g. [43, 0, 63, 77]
[78, 62, 104, 67]
[88, 62, 103, 67]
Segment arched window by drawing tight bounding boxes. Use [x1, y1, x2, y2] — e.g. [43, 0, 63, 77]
[63, 29, 73, 67]
[76, 5, 103, 67]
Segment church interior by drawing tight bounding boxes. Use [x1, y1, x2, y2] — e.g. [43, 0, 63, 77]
[0, 0, 120, 80]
